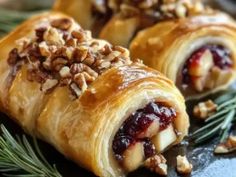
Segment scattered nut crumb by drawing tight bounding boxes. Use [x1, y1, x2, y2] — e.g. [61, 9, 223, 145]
[50, 18, 72, 30]
[176, 155, 193, 174]
[106, 0, 207, 24]
[41, 79, 58, 92]
[214, 135, 236, 154]
[193, 99, 217, 119]
[144, 155, 168, 176]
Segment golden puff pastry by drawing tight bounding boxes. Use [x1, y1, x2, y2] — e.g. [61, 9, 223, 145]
[53, 0, 111, 36]
[98, 0, 207, 47]
[53, 0, 207, 45]
[53, 0, 94, 30]
[130, 13, 236, 99]
[0, 12, 189, 177]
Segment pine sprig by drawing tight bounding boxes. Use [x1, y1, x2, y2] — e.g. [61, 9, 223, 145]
[0, 124, 62, 177]
[191, 91, 236, 145]
[0, 8, 44, 37]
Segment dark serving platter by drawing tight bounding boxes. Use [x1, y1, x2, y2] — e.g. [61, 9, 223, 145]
[0, 1, 235, 176]
[0, 89, 235, 177]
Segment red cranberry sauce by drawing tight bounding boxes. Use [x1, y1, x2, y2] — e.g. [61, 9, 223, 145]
[112, 102, 176, 162]
[182, 44, 232, 85]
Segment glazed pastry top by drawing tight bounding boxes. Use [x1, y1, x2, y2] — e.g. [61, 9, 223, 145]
[7, 16, 132, 99]
[92, 0, 210, 26]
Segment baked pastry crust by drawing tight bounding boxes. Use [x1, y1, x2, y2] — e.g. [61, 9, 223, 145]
[0, 12, 189, 177]
[53, 0, 94, 29]
[130, 13, 236, 99]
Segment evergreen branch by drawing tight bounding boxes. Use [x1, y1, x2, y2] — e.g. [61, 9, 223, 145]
[0, 124, 62, 177]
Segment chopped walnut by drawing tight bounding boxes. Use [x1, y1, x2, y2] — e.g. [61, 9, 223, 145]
[59, 66, 71, 78]
[73, 46, 88, 62]
[175, 3, 187, 18]
[144, 155, 168, 176]
[52, 57, 68, 72]
[193, 100, 217, 119]
[41, 79, 58, 92]
[7, 17, 131, 99]
[43, 27, 65, 46]
[73, 73, 88, 92]
[176, 155, 193, 174]
[15, 37, 31, 52]
[7, 48, 20, 65]
[70, 83, 82, 98]
[50, 18, 72, 30]
[138, 0, 158, 9]
[105, 0, 207, 24]
[214, 135, 236, 154]
[39, 41, 51, 57]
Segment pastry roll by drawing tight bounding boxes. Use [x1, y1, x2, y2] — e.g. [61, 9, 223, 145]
[99, 0, 207, 47]
[53, 0, 111, 36]
[130, 13, 236, 99]
[0, 12, 189, 177]
[53, 0, 206, 45]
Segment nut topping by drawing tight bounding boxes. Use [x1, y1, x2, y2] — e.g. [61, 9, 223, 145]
[51, 57, 68, 71]
[214, 135, 236, 154]
[50, 18, 72, 30]
[102, 0, 207, 25]
[8, 17, 131, 99]
[193, 99, 217, 119]
[41, 79, 58, 92]
[59, 66, 71, 78]
[43, 27, 65, 46]
[176, 155, 193, 174]
[39, 41, 51, 57]
[144, 154, 168, 176]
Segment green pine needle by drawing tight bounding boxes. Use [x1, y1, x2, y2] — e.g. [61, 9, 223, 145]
[0, 124, 62, 177]
[191, 91, 236, 145]
[0, 8, 44, 36]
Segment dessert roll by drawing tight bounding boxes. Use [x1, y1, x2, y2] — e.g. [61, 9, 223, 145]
[130, 13, 236, 99]
[0, 12, 189, 177]
[53, 0, 112, 36]
[99, 0, 207, 47]
[53, 0, 207, 46]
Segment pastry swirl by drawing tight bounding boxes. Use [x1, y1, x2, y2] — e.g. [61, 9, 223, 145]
[53, 0, 207, 43]
[54, 0, 236, 99]
[0, 12, 189, 176]
[130, 13, 236, 99]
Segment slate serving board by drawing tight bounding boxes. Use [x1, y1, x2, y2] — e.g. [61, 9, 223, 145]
[0, 89, 235, 177]
[0, 1, 235, 176]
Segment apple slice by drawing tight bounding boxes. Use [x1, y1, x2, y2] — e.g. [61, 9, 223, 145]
[205, 67, 233, 89]
[191, 76, 206, 92]
[188, 49, 214, 77]
[215, 68, 233, 87]
[151, 124, 177, 152]
[123, 142, 144, 172]
[137, 119, 159, 139]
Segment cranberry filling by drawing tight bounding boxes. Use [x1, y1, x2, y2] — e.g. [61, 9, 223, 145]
[143, 138, 156, 158]
[182, 44, 233, 85]
[112, 102, 176, 163]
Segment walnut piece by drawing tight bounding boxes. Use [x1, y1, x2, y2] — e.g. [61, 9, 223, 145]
[176, 155, 193, 174]
[175, 3, 187, 18]
[59, 66, 71, 78]
[144, 155, 168, 176]
[39, 41, 51, 57]
[41, 79, 58, 92]
[50, 18, 72, 30]
[7, 17, 131, 99]
[43, 27, 65, 46]
[193, 100, 217, 119]
[214, 135, 236, 154]
[109, 0, 206, 24]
